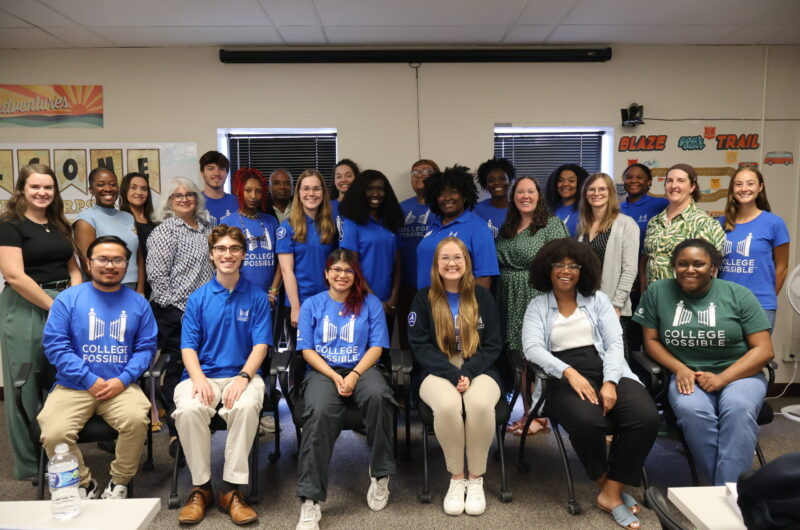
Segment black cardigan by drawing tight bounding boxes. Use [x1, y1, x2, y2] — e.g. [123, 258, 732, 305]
[408, 285, 502, 388]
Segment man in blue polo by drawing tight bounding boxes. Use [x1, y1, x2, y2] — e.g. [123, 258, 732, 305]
[173, 224, 271, 525]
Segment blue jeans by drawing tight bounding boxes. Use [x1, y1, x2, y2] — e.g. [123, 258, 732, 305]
[668, 373, 766, 485]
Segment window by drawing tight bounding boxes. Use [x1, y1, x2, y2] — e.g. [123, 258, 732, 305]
[494, 127, 612, 189]
[222, 128, 337, 190]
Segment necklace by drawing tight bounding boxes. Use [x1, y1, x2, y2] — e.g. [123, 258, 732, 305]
[26, 214, 50, 232]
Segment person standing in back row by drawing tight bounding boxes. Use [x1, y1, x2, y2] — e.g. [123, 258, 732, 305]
[200, 151, 238, 224]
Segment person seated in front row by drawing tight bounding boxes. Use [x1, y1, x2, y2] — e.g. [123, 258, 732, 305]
[173, 225, 272, 525]
[39, 236, 157, 499]
[522, 238, 658, 530]
[407, 237, 503, 516]
[634, 238, 773, 486]
[295, 249, 395, 530]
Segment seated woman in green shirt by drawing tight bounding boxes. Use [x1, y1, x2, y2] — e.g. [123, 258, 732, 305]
[634, 239, 773, 486]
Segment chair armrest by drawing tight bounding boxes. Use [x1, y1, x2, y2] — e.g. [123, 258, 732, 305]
[629, 349, 667, 399]
[766, 360, 778, 385]
[271, 347, 292, 375]
[388, 348, 413, 388]
[527, 361, 550, 417]
[13, 363, 33, 429]
[630, 349, 661, 375]
[146, 350, 169, 379]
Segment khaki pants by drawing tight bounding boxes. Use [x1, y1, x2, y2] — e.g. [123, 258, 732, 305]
[419, 374, 500, 476]
[38, 384, 151, 487]
[172, 375, 264, 485]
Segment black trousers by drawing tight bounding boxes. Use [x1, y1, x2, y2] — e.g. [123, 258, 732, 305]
[151, 303, 184, 437]
[296, 367, 396, 502]
[545, 346, 658, 486]
[394, 284, 416, 351]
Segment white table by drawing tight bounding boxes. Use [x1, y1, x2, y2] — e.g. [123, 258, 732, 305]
[0, 498, 160, 530]
[668, 486, 745, 530]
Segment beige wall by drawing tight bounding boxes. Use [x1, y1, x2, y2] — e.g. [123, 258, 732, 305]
[1, 44, 799, 382]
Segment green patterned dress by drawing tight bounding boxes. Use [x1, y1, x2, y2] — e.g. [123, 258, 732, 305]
[496, 216, 569, 352]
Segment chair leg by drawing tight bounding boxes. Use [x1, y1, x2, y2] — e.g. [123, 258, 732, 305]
[37, 446, 46, 500]
[269, 408, 281, 462]
[143, 422, 154, 471]
[552, 422, 581, 515]
[393, 408, 398, 458]
[517, 413, 537, 473]
[167, 442, 182, 509]
[404, 403, 411, 457]
[497, 425, 512, 502]
[755, 442, 767, 467]
[640, 466, 650, 509]
[418, 425, 431, 503]
[128, 478, 134, 498]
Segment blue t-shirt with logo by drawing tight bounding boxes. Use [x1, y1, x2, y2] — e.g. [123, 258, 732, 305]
[473, 198, 507, 239]
[204, 193, 239, 225]
[620, 194, 668, 252]
[554, 203, 580, 237]
[276, 216, 337, 306]
[398, 197, 436, 288]
[220, 211, 279, 292]
[446, 291, 461, 352]
[415, 210, 500, 289]
[340, 217, 397, 302]
[297, 292, 389, 369]
[717, 211, 790, 310]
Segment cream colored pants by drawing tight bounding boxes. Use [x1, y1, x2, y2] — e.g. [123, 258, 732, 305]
[38, 384, 150, 487]
[172, 375, 264, 485]
[419, 374, 500, 476]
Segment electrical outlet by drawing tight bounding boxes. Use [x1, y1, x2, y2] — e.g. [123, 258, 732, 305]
[783, 351, 798, 363]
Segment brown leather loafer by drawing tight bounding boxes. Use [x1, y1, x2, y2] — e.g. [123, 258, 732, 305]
[178, 486, 214, 525]
[218, 489, 258, 525]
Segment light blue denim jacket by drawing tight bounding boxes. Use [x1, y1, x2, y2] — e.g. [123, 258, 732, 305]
[521, 290, 640, 385]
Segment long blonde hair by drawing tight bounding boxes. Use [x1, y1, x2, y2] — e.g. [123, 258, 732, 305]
[428, 237, 481, 358]
[288, 170, 336, 244]
[577, 172, 619, 237]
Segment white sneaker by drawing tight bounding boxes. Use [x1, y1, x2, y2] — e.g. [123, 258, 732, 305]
[465, 477, 486, 515]
[79, 478, 99, 499]
[296, 499, 321, 530]
[367, 475, 390, 511]
[443, 478, 467, 516]
[100, 481, 128, 499]
[259, 415, 276, 435]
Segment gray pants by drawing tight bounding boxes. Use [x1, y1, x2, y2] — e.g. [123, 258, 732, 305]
[296, 367, 396, 502]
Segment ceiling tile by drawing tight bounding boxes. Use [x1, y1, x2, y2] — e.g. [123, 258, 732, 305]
[503, 25, 556, 43]
[0, 27, 68, 48]
[753, 0, 800, 26]
[277, 25, 327, 44]
[548, 24, 739, 45]
[0, 10, 30, 28]
[515, 0, 580, 25]
[258, 0, 319, 26]
[566, 0, 791, 25]
[38, 0, 272, 27]
[0, 0, 77, 26]
[43, 25, 116, 47]
[761, 27, 800, 44]
[316, 0, 522, 26]
[325, 25, 506, 44]
[90, 26, 284, 47]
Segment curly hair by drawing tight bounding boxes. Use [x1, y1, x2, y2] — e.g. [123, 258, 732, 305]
[331, 158, 360, 200]
[423, 165, 479, 218]
[499, 176, 551, 239]
[338, 169, 403, 232]
[231, 167, 277, 217]
[529, 238, 601, 296]
[670, 238, 723, 270]
[476, 157, 516, 190]
[544, 163, 589, 211]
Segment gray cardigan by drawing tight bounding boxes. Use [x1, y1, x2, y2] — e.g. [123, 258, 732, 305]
[577, 213, 640, 316]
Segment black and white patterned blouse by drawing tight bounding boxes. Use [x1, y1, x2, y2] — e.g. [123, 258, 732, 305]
[587, 228, 611, 271]
[146, 215, 213, 311]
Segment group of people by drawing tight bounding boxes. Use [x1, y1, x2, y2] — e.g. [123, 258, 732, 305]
[0, 150, 788, 529]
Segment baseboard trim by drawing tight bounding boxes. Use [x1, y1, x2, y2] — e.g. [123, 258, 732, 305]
[768, 382, 800, 397]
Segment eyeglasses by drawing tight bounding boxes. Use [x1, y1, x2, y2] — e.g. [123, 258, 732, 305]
[91, 257, 127, 266]
[411, 169, 434, 177]
[327, 266, 355, 276]
[171, 192, 197, 202]
[300, 186, 323, 193]
[586, 187, 609, 195]
[552, 263, 581, 270]
[438, 255, 465, 264]
[212, 245, 244, 255]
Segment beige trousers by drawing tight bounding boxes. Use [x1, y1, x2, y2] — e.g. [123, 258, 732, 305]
[419, 373, 500, 476]
[172, 375, 264, 485]
[38, 384, 150, 487]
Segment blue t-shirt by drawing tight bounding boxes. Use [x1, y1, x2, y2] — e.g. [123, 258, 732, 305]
[446, 291, 461, 352]
[297, 292, 389, 369]
[276, 216, 337, 306]
[181, 276, 272, 380]
[204, 193, 239, 225]
[416, 210, 500, 289]
[340, 217, 397, 302]
[473, 198, 507, 238]
[554, 203, 579, 237]
[717, 211, 790, 310]
[75, 205, 140, 285]
[43, 283, 157, 391]
[330, 199, 343, 235]
[398, 197, 436, 288]
[620, 194, 668, 252]
[220, 211, 279, 292]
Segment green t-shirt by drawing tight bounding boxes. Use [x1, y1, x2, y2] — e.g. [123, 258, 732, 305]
[633, 278, 770, 373]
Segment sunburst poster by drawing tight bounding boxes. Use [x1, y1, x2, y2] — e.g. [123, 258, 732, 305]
[0, 85, 103, 128]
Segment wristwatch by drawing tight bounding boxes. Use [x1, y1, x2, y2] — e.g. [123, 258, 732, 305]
[238, 371, 251, 381]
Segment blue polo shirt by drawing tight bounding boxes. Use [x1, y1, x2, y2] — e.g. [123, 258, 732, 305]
[181, 275, 272, 380]
[220, 211, 279, 292]
[554, 203, 579, 237]
[473, 198, 507, 238]
[340, 217, 397, 302]
[620, 194, 668, 251]
[276, 216, 336, 306]
[415, 209, 500, 289]
[204, 193, 239, 225]
[297, 292, 389, 369]
[398, 197, 436, 288]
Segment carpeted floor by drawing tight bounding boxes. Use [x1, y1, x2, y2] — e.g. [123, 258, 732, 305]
[1, 397, 799, 529]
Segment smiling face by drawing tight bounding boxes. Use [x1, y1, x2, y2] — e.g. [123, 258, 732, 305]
[411, 163, 435, 195]
[674, 246, 716, 295]
[664, 168, 696, 206]
[242, 177, 263, 214]
[202, 163, 228, 191]
[366, 177, 386, 214]
[623, 165, 650, 199]
[88, 242, 128, 290]
[732, 169, 763, 207]
[513, 177, 539, 215]
[210, 235, 245, 274]
[436, 241, 467, 285]
[334, 164, 356, 196]
[584, 177, 610, 210]
[550, 257, 581, 295]
[486, 168, 510, 199]
[437, 186, 465, 221]
[126, 176, 149, 208]
[90, 169, 119, 208]
[298, 175, 324, 214]
[170, 185, 198, 219]
[557, 170, 579, 203]
[23, 172, 56, 213]
[325, 259, 356, 295]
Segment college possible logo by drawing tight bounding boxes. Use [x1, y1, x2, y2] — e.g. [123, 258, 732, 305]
[276, 226, 287, 240]
[407, 311, 417, 327]
[671, 300, 716, 327]
[486, 219, 498, 238]
[322, 314, 355, 343]
[243, 227, 273, 251]
[88, 308, 127, 342]
[722, 233, 753, 257]
[237, 309, 250, 322]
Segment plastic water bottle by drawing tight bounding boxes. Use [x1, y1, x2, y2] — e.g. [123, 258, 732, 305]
[48, 443, 81, 519]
